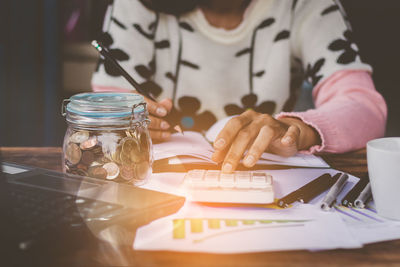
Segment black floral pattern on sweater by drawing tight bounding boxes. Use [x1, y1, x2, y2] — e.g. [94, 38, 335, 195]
[224, 93, 276, 116]
[168, 96, 217, 132]
[305, 58, 325, 86]
[328, 30, 359, 65]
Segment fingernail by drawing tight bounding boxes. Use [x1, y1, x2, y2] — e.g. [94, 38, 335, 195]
[156, 107, 167, 116]
[244, 155, 255, 167]
[162, 132, 170, 139]
[214, 138, 225, 149]
[222, 163, 232, 173]
[160, 121, 170, 129]
[282, 136, 293, 144]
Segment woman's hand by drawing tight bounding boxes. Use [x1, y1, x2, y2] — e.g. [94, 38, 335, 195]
[141, 95, 173, 142]
[211, 110, 321, 173]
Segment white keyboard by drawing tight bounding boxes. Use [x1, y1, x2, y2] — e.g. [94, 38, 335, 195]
[182, 169, 274, 204]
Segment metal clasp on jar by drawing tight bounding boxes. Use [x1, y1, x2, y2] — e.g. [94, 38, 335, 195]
[129, 102, 151, 130]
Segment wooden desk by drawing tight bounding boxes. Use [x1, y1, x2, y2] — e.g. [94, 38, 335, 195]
[1, 147, 400, 266]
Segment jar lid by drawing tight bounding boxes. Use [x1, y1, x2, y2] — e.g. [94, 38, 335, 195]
[63, 92, 148, 127]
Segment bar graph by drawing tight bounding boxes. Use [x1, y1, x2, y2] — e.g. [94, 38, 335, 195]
[172, 218, 310, 243]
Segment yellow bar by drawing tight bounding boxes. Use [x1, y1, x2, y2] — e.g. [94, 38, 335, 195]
[242, 220, 255, 225]
[225, 219, 238, 226]
[173, 219, 185, 239]
[208, 219, 221, 229]
[190, 219, 203, 233]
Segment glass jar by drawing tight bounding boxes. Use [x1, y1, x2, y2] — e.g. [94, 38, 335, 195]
[61, 92, 152, 185]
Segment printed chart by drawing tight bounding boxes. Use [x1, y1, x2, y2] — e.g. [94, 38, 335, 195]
[172, 218, 309, 243]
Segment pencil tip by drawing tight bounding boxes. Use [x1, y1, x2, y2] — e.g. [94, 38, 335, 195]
[174, 125, 184, 135]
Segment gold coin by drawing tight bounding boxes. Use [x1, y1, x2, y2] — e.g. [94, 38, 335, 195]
[135, 161, 150, 181]
[121, 137, 139, 155]
[88, 166, 107, 179]
[111, 145, 122, 164]
[120, 151, 133, 165]
[80, 136, 98, 150]
[103, 162, 120, 180]
[69, 131, 89, 143]
[120, 165, 135, 181]
[65, 143, 82, 165]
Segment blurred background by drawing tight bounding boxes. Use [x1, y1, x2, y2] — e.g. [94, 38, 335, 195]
[0, 0, 399, 146]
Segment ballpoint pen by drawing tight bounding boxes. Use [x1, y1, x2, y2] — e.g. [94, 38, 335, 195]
[354, 183, 372, 209]
[320, 173, 349, 211]
[91, 40, 183, 134]
[277, 173, 331, 208]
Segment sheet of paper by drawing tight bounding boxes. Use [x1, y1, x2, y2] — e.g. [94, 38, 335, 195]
[134, 202, 361, 253]
[153, 131, 328, 168]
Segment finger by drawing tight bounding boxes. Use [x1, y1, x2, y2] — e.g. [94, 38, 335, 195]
[141, 96, 169, 117]
[221, 127, 256, 173]
[211, 146, 229, 163]
[243, 126, 274, 167]
[149, 130, 171, 141]
[159, 98, 173, 113]
[149, 115, 170, 130]
[213, 111, 255, 151]
[281, 125, 300, 147]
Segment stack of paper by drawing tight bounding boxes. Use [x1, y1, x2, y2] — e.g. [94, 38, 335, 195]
[136, 168, 400, 253]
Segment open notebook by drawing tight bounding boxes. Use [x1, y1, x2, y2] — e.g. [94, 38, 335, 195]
[153, 117, 329, 168]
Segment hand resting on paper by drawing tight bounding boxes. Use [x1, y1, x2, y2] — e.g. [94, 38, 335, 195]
[211, 110, 321, 173]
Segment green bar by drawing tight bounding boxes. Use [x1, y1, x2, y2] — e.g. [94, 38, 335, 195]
[173, 219, 185, 239]
[225, 219, 238, 227]
[208, 219, 221, 229]
[190, 219, 203, 233]
[259, 220, 273, 224]
[242, 220, 255, 225]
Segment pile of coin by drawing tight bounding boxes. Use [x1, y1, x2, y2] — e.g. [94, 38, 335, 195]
[64, 128, 151, 184]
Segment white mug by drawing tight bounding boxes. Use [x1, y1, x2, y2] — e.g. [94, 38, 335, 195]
[367, 137, 400, 220]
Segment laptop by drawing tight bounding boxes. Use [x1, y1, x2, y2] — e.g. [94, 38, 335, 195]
[0, 154, 185, 266]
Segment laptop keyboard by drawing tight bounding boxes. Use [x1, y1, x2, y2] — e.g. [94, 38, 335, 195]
[8, 182, 123, 242]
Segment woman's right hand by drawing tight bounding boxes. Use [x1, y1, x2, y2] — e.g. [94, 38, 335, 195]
[142, 96, 173, 142]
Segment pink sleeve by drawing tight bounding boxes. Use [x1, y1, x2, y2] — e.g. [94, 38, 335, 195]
[275, 70, 387, 154]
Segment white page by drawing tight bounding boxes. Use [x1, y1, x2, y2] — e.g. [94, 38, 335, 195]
[134, 202, 361, 253]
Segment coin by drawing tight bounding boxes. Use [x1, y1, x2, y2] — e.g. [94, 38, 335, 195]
[135, 161, 150, 181]
[111, 145, 122, 164]
[65, 143, 82, 165]
[77, 163, 88, 171]
[103, 162, 120, 180]
[121, 137, 141, 164]
[69, 131, 89, 143]
[80, 136, 98, 150]
[76, 169, 88, 177]
[120, 165, 135, 181]
[88, 166, 107, 179]
[81, 151, 95, 166]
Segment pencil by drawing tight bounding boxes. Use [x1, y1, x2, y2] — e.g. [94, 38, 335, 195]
[91, 40, 183, 134]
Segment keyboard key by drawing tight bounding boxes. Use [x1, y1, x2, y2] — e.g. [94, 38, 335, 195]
[204, 170, 220, 187]
[251, 172, 269, 189]
[235, 172, 251, 189]
[220, 173, 235, 188]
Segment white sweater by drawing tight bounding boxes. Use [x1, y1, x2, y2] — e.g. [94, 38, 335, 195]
[92, 0, 371, 132]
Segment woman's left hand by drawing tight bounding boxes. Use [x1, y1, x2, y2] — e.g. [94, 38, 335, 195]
[211, 110, 320, 173]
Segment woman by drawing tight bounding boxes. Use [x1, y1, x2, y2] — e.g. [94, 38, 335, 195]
[92, 0, 386, 172]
